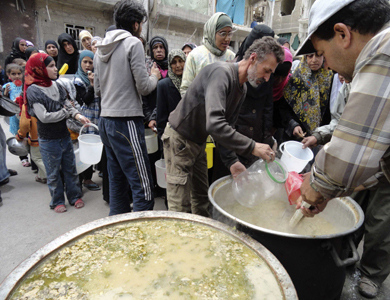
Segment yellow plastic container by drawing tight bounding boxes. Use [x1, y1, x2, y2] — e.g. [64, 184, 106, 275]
[206, 142, 215, 169]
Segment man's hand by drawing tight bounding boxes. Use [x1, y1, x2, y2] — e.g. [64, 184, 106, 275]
[148, 120, 157, 133]
[230, 161, 246, 179]
[295, 195, 329, 217]
[252, 143, 275, 162]
[293, 126, 306, 139]
[151, 62, 162, 80]
[300, 174, 326, 206]
[302, 136, 317, 149]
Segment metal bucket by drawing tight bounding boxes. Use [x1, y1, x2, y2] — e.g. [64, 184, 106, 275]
[0, 211, 298, 300]
[209, 176, 365, 300]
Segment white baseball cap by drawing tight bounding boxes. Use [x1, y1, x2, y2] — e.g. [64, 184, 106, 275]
[296, 0, 356, 56]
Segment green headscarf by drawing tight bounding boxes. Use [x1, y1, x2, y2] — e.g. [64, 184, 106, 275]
[168, 49, 186, 92]
[203, 12, 232, 57]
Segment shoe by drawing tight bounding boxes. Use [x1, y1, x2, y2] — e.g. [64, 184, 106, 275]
[358, 275, 379, 298]
[8, 169, 17, 176]
[33, 170, 38, 174]
[0, 178, 9, 186]
[21, 159, 31, 167]
[84, 182, 101, 191]
[35, 176, 47, 184]
[0, 196, 3, 206]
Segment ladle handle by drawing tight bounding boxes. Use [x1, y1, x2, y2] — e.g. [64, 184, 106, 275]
[323, 236, 360, 268]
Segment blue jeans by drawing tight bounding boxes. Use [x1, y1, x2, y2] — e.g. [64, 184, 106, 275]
[39, 136, 82, 208]
[99, 117, 154, 215]
[0, 124, 10, 182]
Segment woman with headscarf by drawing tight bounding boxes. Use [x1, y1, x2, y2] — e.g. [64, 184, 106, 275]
[57, 33, 79, 74]
[277, 37, 290, 49]
[212, 26, 277, 181]
[156, 49, 186, 140]
[181, 42, 197, 57]
[45, 40, 59, 64]
[25, 47, 39, 60]
[4, 38, 27, 69]
[279, 53, 333, 142]
[180, 12, 235, 96]
[25, 53, 90, 213]
[73, 50, 101, 191]
[79, 30, 93, 51]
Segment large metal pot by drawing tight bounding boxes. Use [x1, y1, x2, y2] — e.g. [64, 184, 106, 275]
[209, 176, 365, 300]
[0, 211, 298, 300]
[0, 95, 19, 117]
[6, 137, 29, 157]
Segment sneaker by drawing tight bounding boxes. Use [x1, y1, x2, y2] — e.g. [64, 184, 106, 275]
[35, 176, 47, 184]
[21, 159, 31, 167]
[358, 275, 379, 298]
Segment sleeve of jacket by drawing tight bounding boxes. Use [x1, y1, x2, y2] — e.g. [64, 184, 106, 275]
[156, 81, 169, 140]
[93, 58, 101, 98]
[130, 41, 158, 96]
[74, 84, 95, 106]
[17, 105, 31, 139]
[180, 52, 196, 97]
[278, 97, 300, 137]
[262, 81, 274, 147]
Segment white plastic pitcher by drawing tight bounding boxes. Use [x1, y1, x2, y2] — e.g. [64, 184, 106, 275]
[279, 141, 314, 173]
[145, 128, 158, 154]
[78, 123, 103, 165]
[155, 159, 167, 188]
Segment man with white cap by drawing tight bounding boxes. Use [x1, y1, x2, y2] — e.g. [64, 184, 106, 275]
[295, 0, 390, 298]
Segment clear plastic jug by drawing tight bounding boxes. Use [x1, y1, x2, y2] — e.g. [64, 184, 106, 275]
[232, 158, 288, 207]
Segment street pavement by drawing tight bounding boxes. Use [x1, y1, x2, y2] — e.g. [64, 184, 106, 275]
[0, 119, 389, 299]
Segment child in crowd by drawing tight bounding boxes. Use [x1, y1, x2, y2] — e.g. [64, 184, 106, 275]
[25, 53, 90, 213]
[2, 64, 31, 167]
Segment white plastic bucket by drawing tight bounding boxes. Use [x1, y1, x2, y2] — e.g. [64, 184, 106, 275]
[145, 128, 158, 154]
[279, 141, 314, 173]
[78, 123, 103, 165]
[155, 159, 167, 188]
[74, 148, 91, 174]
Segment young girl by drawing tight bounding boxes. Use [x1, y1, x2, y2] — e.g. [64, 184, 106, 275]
[2, 63, 31, 167]
[25, 53, 90, 213]
[73, 50, 100, 191]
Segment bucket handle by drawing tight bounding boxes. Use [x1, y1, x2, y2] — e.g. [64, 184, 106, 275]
[322, 236, 360, 268]
[279, 142, 286, 154]
[79, 123, 99, 136]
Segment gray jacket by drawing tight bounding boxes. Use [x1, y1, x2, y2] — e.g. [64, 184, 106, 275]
[94, 29, 158, 117]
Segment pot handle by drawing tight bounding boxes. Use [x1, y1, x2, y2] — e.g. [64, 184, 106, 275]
[279, 142, 286, 154]
[79, 123, 99, 136]
[323, 236, 360, 268]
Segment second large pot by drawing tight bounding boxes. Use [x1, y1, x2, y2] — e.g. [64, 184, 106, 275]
[209, 176, 364, 300]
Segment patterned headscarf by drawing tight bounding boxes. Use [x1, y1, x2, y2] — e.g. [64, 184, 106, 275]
[283, 56, 333, 133]
[75, 50, 94, 87]
[203, 12, 232, 57]
[168, 49, 186, 92]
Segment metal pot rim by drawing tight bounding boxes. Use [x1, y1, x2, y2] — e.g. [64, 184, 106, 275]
[0, 211, 298, 300]
[209, 175, 365, 240]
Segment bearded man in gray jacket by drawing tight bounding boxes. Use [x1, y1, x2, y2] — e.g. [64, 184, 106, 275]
[94, 0, 161, 215]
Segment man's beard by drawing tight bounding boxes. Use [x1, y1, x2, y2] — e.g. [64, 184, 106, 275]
[247, 63, 264, 88]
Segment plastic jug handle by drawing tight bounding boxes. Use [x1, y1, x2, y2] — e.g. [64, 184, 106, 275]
[79, 123, 99, 136]
[279, 142, 286, 154]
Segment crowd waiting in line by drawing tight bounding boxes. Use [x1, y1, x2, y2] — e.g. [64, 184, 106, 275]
[0, 0, 389, 298]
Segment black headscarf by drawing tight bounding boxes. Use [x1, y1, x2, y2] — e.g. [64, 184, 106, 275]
[45, 40, 59, 63]
[149, 36, 169, 70]
[25, 47, 39, 60]
[57, 33, 79, 74]
[181, 43, 197, 51]
[235, 25, 275, 62]
[4, 38, 27, 68]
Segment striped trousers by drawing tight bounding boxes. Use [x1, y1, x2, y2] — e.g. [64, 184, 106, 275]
[99, 117, 154, 215]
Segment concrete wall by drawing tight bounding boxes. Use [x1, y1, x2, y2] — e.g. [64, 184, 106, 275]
[0, 0, 37, 66]
[35, 0, 114, 51]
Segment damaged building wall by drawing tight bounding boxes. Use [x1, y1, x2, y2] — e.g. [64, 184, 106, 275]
[34, 0, 114, 51]
[0, 0, 36, 65]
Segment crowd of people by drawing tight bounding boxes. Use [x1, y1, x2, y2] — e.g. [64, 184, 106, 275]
[0, 0, 389, 298]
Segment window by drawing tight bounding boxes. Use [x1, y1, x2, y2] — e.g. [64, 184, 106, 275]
[64, 24, 94, 50]
[281, 0, 296, 16]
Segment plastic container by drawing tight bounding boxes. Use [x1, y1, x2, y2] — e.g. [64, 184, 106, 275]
[78, 123, 103, 164]
[74, 148, 91, 174]
[155, 159, 167, 188]
[285, 171, 304, 205]
[232, 158, 288, 208]
[145, 128, 158, 154]
[205, 142, 215, 169]
[279, 141, 314, 173]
